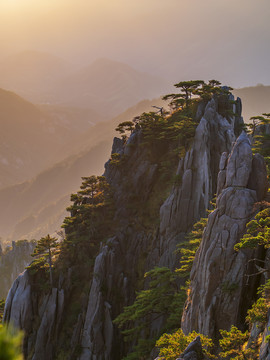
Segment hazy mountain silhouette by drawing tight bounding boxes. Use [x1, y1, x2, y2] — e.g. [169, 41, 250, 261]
[0, 50, 75, 103]
[57, 58, 170, 116]
[0, 51, 169, 114]
[0, 88, 66, 187]
[233, 84, 270, 121]
[0, 88, 106, 188]
[0, 97, 164, 242]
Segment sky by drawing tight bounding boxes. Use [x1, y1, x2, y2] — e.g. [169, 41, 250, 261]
[0, 0, 270, 87]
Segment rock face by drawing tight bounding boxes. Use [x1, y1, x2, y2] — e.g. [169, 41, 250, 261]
[181, 132, 268, 339]
[177, 336, 204, 360]
[3, 94, 244, 359]
[4, 271, 65, 360]
[78, 96, 242, 359]
[0, 240, 35, 298]
[259, 312, 270, 360]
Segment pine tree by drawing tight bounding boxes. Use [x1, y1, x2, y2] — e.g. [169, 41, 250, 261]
[32, 235, 59, 286]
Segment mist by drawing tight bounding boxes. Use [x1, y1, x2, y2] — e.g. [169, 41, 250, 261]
[0, 0, 270, 87]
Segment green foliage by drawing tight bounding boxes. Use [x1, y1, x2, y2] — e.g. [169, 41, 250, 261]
[248, 113, 270, 176]
[0, 298, 5, 321]
[114, 267, 185, 342]
[122, 111, 197, 165]
[114, 215, 209, 359]
[246, 298, 268, 326]
[163, 79, 230, 112]
[26, 256, 48, 274]
[0, 324, 23, 360]
[110, 153, 125, 166]
[219, 326, 255, 359]
[221, 281, 239, 294]
[29, 234, 59, 286]
[115, 80, 231, 168]
[176, 218, 207, 278]
[115, 121, 135, 141]
[156, 329, 214, 360]
[61, 175, 114, 266]
[234, 208, 270, 251]
[32, 235, 58, 258]
[246, 279, 270, 326]
[123, 338, 156, 360]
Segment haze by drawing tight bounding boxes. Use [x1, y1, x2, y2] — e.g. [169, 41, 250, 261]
[1, 0, 270, 88]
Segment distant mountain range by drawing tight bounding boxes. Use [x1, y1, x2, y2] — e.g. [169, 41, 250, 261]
[0, 88, 65, 188]
[0, 97, 164, 243]
[0, 88, 106, 188]
[0, 53, 269, 244]
[56, 57, 170, 116]
[0, 51, 170, 117]
[233, 84, 270, 121]
[0, 51, 73, 102]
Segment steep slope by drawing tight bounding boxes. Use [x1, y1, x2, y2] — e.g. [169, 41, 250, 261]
[0, 240, 35, 299]
[181, 133, 268, 340]
[0, 98, 164, 242]
[3, 90, 243, 360]
[0, 88, 72, 188]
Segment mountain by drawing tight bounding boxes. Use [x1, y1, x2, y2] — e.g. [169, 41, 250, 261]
[0, 87, 116, 189]
[0, 88, 68, 188]
[0, 50, 75, 103]
[3, 89, 251, 359]
[233, 84, 270, 121]
[0, 240, 35, 299]
[52, 57, 170, 116]
[0, 52, 170, 119]
[0, 97, 164, 242]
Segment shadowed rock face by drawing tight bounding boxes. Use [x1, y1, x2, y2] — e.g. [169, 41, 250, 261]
[181, 132, 268, 340]
[3, 95, 244, 360]
[78, 96, 242, 360]
[0, 240, 35, 299]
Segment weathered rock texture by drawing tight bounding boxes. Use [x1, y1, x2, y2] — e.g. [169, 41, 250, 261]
[3, 95, 243, 360]
[79, 96, 242, 359]
[0, 240, 35, 298]
[259, 311, 270, 360]
[181, 132, 268, 340]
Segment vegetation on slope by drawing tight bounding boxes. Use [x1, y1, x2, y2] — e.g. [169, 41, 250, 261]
[18, 79, 236, 359]
[0, 325, 23, 360]
[111, 80, 237, 359]
[124, 107, 269, 359]
[114, 216, 209, 359]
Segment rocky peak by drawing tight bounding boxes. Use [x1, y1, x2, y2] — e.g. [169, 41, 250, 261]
[181, 131, 268, 340]
[3, 93, 245, 360]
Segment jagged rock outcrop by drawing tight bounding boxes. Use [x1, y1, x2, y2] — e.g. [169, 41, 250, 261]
[181, 132, 268, 339]
[177, 336, 204, 360]
[3, 94, 244, 360]
[3, 271, 65, 360]
[0, 240, 35, 298]
[259, 311, 270, 360]
[78, 96, 243, 359]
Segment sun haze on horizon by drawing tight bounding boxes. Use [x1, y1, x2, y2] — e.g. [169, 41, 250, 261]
[0, 0, 270, 87]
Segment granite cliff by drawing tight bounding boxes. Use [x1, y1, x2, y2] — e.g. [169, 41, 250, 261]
[0, 240, 35, 299]
[4, 90, 253, 359]
[181, 132, 269, 338]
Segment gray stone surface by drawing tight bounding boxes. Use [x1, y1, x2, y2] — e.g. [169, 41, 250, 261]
[247, 153, 269, 201]
[0, 240, 35, 298]
[4, 270, 33, 332]
[3, 94, 244, 360]
[181, 132, 268, 339]
[225, 132, 253, 187]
